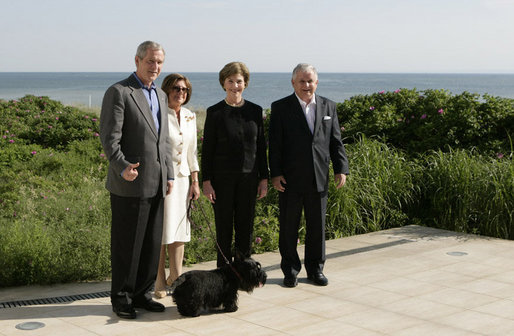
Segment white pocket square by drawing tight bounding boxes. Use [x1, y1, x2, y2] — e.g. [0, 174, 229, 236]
[323, 116, 331, 120]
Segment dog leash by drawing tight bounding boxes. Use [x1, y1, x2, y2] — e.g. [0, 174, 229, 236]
[187, 199, 244, 282]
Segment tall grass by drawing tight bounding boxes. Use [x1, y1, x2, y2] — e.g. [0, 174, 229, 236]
[416, 149, 514, 238]
[326, 135, 418, 238]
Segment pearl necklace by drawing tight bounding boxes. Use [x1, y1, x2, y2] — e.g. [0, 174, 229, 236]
[224, 98, 245, 107]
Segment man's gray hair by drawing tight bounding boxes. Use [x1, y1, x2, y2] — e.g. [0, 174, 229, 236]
[136, 41, 165, 59]
[292, 63, 318, 80]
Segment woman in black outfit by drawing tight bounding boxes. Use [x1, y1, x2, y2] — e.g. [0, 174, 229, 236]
[201, 61, 269, 267]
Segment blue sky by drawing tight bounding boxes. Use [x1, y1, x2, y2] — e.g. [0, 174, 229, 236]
[2, 0, 513, 73]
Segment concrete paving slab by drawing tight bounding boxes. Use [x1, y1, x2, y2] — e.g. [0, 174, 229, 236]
[1, 225, 514, 335]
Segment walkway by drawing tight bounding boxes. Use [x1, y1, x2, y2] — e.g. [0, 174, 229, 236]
[1, 225, 514, 335]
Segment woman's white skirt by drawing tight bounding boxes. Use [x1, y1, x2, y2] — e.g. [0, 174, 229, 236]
[162, 174, 190, 244]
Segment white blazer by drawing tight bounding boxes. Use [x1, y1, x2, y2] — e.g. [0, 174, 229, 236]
[167, 106, 200, 177]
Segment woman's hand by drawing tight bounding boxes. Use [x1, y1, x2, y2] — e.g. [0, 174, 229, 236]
[257, 179, 268, 200]
[202, 180, 216, 204]
[188, 181, 200, 200]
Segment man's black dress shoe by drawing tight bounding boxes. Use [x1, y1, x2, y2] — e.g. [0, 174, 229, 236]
[133, 299, 165, 312]
[307, 272, 328, 286]
[283, 276, 298, 288]
[112, 304, 137, 319]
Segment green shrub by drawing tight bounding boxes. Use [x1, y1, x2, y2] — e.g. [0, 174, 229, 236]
[338, 89, 514, 156]
[0, 96, 110, 286]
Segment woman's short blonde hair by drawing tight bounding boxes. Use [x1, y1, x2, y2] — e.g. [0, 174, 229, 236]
[218, 62, 250, 90]
[161, 73, 192, 105]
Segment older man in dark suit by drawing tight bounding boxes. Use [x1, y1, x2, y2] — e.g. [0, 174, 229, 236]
[269, 63, 349, 288]
[100, 41, 174, 319]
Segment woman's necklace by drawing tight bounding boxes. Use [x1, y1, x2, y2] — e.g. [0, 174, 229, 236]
[224, 98, 245, 107]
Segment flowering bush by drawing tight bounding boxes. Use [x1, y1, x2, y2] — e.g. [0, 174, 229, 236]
[0, 96, 109, 286]
[338, 89, 514, 156]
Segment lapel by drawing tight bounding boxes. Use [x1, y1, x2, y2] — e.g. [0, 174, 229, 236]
[289, 94, 312, 135]
[128, 75, 159, 139]
[313, 95, 325, 136]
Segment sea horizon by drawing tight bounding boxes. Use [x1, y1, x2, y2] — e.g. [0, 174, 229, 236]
[1, 72, 514, 109]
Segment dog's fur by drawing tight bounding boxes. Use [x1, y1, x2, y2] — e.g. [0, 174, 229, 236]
[171, 258, 267, 317]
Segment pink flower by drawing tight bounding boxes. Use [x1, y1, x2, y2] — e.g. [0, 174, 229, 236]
[94, 133, 99, 137]
[421, 114, 427, 119]
[379, 90, 385, 94]
[85, 115, 89, 119]
[31, 151, 37, 155]
[438, 108, 444, 115]
[255, 237, 263, 244]
[497, 153, 504, 159]
[9, 139, 14, 143]
[100, 153, 105, 157]
[369, 106, 375, 111]
[394, 89, 400, 93]
[92, 118, 97, 122]
[55, 117, 59, 120]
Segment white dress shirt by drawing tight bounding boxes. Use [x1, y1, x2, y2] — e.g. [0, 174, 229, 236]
[295, 93, 317, 133]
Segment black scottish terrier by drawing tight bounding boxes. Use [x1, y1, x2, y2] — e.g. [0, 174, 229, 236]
[171, 258, 267, 317]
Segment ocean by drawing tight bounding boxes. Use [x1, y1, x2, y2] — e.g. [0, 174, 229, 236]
[1, 72, 513, 110]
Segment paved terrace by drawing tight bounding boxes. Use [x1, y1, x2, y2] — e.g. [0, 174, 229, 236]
[1, 225, 514, 335]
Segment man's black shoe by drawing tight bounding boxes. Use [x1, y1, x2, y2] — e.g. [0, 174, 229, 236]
[133, 299, 165, 312]
[112, 304, 137, 319]
[307, 272, 328, 286]
[283, 276, 298, 288]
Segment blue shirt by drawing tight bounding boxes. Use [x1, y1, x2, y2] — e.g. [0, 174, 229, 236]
[133, 72, 160, 133]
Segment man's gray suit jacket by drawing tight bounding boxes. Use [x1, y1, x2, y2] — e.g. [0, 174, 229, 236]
[100, 74, 174, 199]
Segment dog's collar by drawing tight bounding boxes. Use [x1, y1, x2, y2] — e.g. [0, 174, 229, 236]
[229, 263, 244, 282]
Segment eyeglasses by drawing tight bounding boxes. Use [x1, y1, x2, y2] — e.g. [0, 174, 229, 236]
[172, 86, 189, 93]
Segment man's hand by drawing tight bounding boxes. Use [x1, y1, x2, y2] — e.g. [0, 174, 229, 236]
[271, 176, 286, 192]
[335, 174, 347, 189]
[122, 162, 140, 181]
[166, 180, 173, 196]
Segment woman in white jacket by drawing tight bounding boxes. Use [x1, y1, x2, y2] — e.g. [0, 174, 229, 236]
[155, 74, 200, 298]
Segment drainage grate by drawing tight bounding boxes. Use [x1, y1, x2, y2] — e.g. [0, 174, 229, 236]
[0, 291, 111, 309]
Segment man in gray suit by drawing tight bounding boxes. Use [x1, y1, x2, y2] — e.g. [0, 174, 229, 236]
[269, 63, 349, 288]
[100, 41, 173, 319]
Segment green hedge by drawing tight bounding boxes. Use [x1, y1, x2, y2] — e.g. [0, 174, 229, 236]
[338, 89, 513, 156]
[0, 93, 512, 286]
